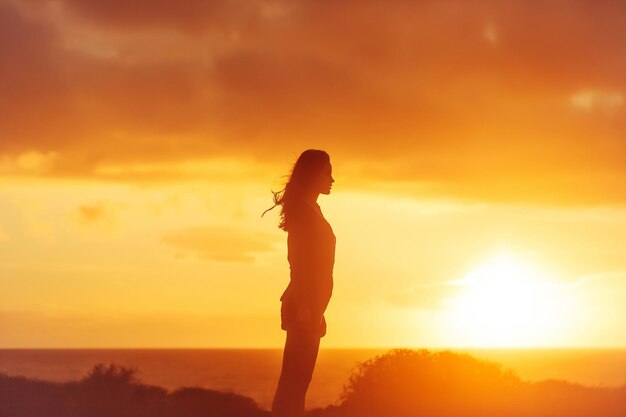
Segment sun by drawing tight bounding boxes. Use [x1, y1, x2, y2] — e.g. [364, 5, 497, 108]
[444, 252, 570, 347]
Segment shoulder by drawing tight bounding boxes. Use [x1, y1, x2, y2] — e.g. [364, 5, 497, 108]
[287, 203, 318, 229]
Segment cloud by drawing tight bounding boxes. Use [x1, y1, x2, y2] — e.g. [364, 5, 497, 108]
[570, 90, 623, 111]
[386, 256, 626, 311]
[89, 157, 271, 184]
[2, 1, 626, 204]
[483, 22, 498, 45]
[61, 0, 258, 33]
[386, 282, 462, 310]
[72, 201, 117, 228]
[575, 270, 626, 283]
[0, 309, 277, 347]
[161, 226, 280, 262]
[0, 151, 59, 175]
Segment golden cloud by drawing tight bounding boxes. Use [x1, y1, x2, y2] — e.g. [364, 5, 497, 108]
[1, 1, 626, 204]
[161, 226, 280, 262]
[72, 201, 117, 228]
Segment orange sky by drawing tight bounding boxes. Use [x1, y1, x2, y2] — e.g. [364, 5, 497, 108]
[1, 0, 625, 348]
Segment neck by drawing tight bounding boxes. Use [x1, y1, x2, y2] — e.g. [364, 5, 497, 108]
[302, 190, 319, 205]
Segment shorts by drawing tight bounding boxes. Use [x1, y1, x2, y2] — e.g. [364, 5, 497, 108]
[280, 294, 327, 338]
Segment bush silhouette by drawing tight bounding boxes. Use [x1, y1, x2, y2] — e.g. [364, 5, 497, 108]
[69, 363, 167, 417]
[1, 352, 625, 417]
[0, 363, 268, 417]
[0, 373, 66, 417]
[169, 386, 268, 417]
[81, 363, 141, 387]
[332, 349, 626, 417]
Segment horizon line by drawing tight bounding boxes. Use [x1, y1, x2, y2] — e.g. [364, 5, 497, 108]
[2, 345, 626, 350]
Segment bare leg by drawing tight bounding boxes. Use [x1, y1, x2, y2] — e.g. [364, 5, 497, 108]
[271, 329, 321, 417]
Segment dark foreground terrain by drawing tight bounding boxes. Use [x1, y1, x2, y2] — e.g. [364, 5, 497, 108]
[1, 349, 625, 417]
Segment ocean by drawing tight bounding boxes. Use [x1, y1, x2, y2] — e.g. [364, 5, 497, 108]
[1, 348, 625, 410]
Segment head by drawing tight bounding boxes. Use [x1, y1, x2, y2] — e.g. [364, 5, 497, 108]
[289, 149, 334, 196]
[262, 149, 334, 231]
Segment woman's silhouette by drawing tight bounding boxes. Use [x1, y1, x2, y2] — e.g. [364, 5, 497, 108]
[263, 149, 336, 417]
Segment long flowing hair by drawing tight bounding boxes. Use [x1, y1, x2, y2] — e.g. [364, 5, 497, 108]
[262, 149, 330, 231]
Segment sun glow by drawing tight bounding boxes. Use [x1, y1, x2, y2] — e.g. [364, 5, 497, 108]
[445, 252, 571, 347]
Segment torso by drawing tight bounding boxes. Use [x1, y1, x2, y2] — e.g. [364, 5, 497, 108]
[284, 202, 336, 308]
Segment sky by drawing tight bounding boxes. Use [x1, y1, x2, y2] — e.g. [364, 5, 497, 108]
[1, 0, 625, 348]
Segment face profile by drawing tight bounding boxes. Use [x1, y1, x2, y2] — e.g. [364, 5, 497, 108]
[315, 161, 334, 195]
